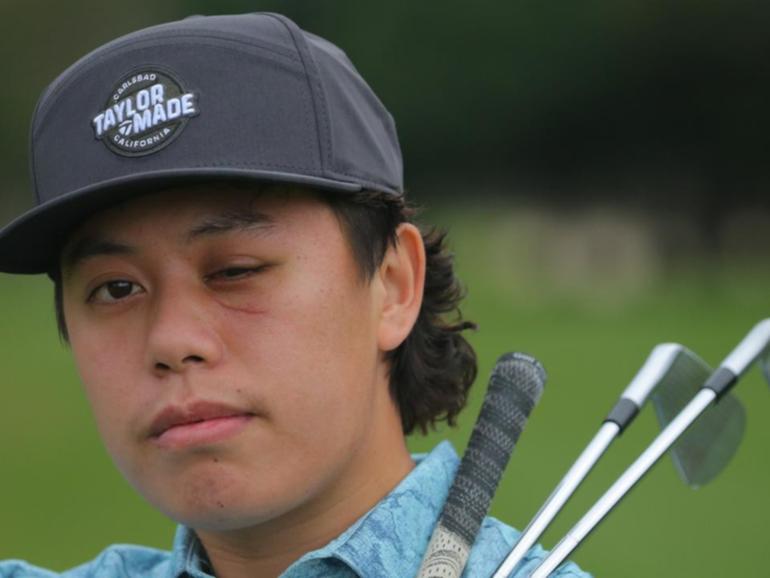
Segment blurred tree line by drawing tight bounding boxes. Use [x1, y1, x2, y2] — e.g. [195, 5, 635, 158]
[2, 0, 768, 254]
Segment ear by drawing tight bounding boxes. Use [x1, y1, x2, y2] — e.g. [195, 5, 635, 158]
[376, 223, 426, 352]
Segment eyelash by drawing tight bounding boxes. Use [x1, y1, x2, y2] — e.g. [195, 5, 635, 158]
[205, 265, 268, 282]
[87, 266, 269, 304]
[87, 280, 143, 304]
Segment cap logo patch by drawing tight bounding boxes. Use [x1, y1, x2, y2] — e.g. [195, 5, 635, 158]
[92, 69, 198, 156]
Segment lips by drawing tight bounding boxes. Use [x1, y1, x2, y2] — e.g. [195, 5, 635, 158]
[149, 400, 255, 448]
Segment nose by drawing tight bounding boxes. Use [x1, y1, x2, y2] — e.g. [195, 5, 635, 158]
[146, 284, 224, 376]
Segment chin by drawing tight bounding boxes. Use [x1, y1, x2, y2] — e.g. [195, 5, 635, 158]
[145, 469, 298, 532]
[168, 497, 300, 533]
[174, 507, 264, 533]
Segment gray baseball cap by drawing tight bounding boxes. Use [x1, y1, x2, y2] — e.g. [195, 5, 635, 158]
[0, 12, 403, 274]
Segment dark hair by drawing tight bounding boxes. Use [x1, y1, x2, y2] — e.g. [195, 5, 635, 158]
[51, 187, 477, 435]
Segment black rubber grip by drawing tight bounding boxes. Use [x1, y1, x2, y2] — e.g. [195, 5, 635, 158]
[440, 352, 546, 546]
[604, 397, 640, 433]
[703, 367, 738, 400]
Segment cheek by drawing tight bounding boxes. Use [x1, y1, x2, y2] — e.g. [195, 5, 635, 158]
[68, 323, 149, 450]
[224, 262, 380, 438]
[229, 245, 378, 367]
[276, 284, 374, 386]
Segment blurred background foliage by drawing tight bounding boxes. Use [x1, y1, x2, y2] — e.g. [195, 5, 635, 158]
[0, 1, 768, 577]
[3, 0, 770, 254]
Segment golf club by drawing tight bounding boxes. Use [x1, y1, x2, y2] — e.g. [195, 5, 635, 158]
[492, 343, 711, 578]
[651, 367, 745, 488]
[530, 318, 770, 577]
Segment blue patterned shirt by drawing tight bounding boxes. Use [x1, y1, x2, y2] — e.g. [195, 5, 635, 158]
[0, 441, 590, 577]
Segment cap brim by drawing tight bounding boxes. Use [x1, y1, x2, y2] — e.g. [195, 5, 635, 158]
[0, 168, 361, 274]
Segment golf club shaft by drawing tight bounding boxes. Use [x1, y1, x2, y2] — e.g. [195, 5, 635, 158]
[530, 388, 716, 578]
[492, 422, 619, 578]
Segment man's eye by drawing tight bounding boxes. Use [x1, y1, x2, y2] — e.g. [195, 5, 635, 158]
[89, 280, 142, 303]
[208, 266, 266, 281]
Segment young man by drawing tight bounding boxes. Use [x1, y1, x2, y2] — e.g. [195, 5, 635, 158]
[0, 13, 590, 578]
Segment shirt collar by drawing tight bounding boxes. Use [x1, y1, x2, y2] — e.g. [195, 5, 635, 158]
[169, 441, 460, 578]
[169, 524, 213, 578]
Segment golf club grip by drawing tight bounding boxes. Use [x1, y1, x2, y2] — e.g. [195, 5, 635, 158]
[416, 352, 546, 578]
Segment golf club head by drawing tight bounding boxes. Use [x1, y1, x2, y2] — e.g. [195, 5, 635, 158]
[721, 318, 770, 377]
[762, 354, 770, 390]
[621, 343, 695, 407]
[651, 348, 746, 488]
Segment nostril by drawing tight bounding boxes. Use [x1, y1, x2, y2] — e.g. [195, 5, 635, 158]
[153, 355, 207, 373]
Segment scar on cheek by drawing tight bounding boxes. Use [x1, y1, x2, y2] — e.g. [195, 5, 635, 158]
[219, 302, 269, 316]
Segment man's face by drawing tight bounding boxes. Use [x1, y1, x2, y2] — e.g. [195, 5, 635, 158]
[61, 186, 405, 532]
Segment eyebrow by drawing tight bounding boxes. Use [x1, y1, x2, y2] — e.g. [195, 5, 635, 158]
[62, 238, 135, 271]
[62, 209, 276, 271]
[184, 209, 275, 242]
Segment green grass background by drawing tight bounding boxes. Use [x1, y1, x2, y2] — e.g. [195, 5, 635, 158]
[0, 204, 768, 576]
